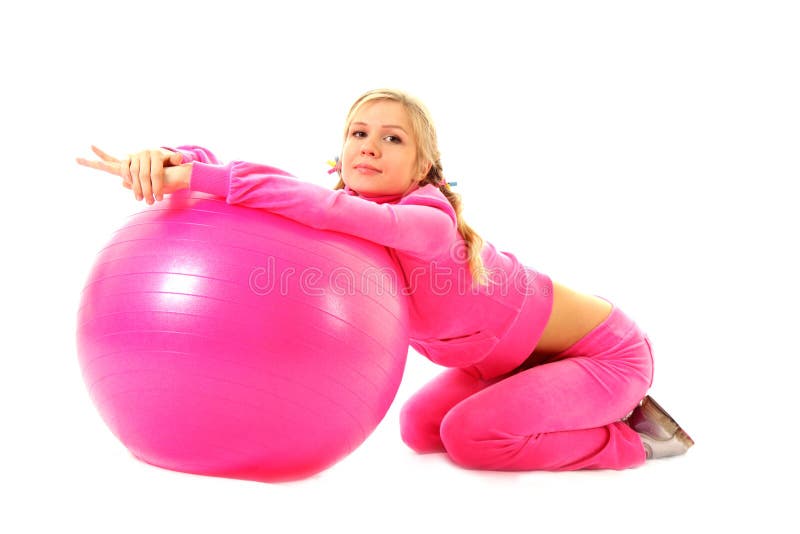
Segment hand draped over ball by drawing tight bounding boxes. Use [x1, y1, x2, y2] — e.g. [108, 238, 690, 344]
[77, 146, 192, 205]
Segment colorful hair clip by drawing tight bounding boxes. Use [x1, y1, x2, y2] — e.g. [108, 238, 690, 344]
[327, 156, 341, 175]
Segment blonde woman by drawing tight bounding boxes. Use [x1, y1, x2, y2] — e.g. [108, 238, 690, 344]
[78, 88, 693, 471]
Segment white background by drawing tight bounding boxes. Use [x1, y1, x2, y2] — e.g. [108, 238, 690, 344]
[2, 1, 798, 532]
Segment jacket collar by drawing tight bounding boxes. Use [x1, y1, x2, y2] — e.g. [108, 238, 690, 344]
[343, 182, 421, 204]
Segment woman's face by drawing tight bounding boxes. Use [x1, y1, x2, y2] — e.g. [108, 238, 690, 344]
[341, 100, 423, 197]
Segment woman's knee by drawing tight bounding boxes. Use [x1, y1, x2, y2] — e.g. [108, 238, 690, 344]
[399, 368, 490, 454]
[399, 396, 446, 454]
[439, 408, 486, 468]
[439, 404, 530, 469]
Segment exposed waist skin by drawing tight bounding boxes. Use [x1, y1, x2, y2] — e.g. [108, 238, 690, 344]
[532, 281, 614, 357]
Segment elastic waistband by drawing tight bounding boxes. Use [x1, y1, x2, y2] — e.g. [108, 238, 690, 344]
[551, 298, 642, 360]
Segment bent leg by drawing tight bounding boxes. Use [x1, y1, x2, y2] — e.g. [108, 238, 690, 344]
[399, 367, 498, 454]
[440, 307, 654, 471]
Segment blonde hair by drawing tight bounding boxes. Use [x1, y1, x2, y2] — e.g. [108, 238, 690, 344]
[333, 88, 487, 285]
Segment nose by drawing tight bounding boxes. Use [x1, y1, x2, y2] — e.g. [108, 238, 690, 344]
[360, 137, 379, 157]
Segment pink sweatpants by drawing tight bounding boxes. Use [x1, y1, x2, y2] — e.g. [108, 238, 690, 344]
[399, 303, 654, 471]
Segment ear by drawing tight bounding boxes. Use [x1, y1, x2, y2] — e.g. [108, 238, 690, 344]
[418, 161, 433, 182]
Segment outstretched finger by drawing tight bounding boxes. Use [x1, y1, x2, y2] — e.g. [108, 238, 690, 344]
[90, 145, 121, 163]
[76, 157, 121, 175]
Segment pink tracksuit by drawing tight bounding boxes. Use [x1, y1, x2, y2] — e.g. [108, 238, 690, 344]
[175, 145, 653, 471]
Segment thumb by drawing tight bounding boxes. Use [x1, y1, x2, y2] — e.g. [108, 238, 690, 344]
[168, 151, 184, 166]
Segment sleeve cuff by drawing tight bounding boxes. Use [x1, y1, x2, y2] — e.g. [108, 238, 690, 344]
[189, 162, 232, 198]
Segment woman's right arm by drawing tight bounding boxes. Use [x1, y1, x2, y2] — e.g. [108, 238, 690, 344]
[78, 145, 220, 204]
[79, 146, 457, 259]
[188, 160, 458, 260]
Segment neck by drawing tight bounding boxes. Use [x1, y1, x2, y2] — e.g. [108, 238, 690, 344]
[344, 182, 421, 204]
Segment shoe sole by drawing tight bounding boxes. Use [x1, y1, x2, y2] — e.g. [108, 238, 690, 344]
[641, 395, 695, 449]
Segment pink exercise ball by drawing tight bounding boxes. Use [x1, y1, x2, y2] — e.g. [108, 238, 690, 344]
[76, 190, 409, 482]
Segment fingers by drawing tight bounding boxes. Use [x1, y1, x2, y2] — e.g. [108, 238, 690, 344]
[76, 157, 121, 175]
[129, 150, 171, 204]
[129, 154, 144, 202]
[150, 149, 164, 202]
[77, 146, 122, 174]
[78, 146, 173, 204]
[90, 145, 120, 163]
[119, 156, 134, 203]
[141, 151, 155, 203]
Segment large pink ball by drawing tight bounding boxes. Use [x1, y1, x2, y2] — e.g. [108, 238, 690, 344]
[76, 191, 409, 482]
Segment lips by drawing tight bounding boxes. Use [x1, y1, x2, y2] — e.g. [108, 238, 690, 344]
[354, 163, 381, 174]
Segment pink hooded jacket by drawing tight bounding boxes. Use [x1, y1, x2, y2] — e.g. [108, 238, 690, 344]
[170, 146, 553, 379]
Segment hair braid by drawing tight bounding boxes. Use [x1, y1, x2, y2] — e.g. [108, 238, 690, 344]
[418, 161, 487, 286]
